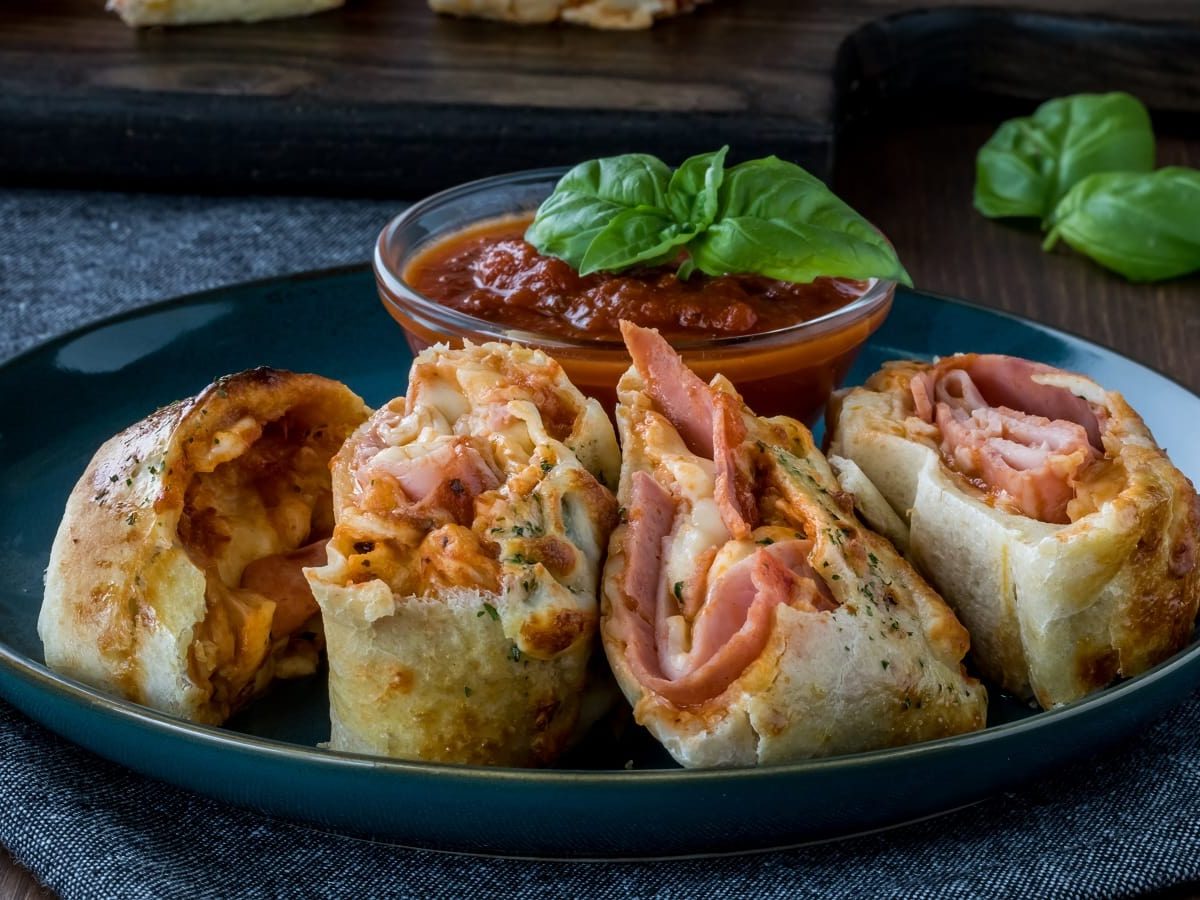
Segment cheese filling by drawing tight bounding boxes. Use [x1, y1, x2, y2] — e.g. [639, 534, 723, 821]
[325, 347, 617, 661]
[179, 411, 340, 719]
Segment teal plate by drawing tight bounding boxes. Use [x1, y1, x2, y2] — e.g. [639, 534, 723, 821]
[2, 269, 1198, 858]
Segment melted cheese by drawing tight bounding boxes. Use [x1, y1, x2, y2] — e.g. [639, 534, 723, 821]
[181, 415, 333, 712]
[643, 416, 729, 620]
[660, 613, 691, 680]
[663, 496, 727, 599]
[189, 575, 276, 716]
[637, 391, 833, 670]
[331, 343, 617, 659]
[197, 416, 263, 470]
[703, 540, 758, 594]
[416, 373, 471, 427]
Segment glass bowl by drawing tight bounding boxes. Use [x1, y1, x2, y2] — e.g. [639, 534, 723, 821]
[374, 169, 894, 423]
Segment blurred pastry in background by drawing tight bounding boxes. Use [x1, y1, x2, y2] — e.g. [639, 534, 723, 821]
[428, 0, 710, 29]
[108, 0, 344, 27]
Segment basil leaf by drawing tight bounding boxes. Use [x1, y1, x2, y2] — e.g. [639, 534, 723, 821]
[526, 150, 909, 286]
[525, 153, 672, 268]
[691, 216, 911, 287]
[666, 146, 728, 229]
[1043, 168, 1200, 282]
[578, 207, 690, 275]
[690, 156, 912, 286]
[708, 155, 827, 219]
[974, 92, 1155, 222]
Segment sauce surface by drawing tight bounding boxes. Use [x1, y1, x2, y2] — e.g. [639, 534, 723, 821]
[404, 215, 866, 342]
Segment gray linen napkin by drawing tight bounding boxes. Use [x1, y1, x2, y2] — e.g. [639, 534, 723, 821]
[1, 188, 1198, 899]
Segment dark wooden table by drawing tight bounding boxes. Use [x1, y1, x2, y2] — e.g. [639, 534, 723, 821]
[2, 113, 1197, 898]
[3, 0, 1199, 195]
[837, 117, 1200, 395]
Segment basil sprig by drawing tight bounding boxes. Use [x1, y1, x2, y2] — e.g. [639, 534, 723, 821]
[1044, 168, 1200, 282]
[974, 92, 1155, 223]
[973, 90, 1199, 282]
[525, 148, 911, 287]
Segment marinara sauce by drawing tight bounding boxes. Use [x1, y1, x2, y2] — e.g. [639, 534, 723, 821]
[403, 214, 865, 342]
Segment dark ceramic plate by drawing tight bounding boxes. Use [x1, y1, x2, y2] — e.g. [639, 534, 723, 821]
[1, 270, 1197, 858]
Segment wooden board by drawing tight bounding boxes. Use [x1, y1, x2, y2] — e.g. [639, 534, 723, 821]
[1, 0, 1198, 196]
[1, 845, 51, 900]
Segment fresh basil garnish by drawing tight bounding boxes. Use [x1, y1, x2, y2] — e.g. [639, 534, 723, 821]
[524, 153, 672, 267]
[689, 156, 910, 286]
[526, 148, 911, 287]
[581, 208, 695, 275]
[1043, 168, 1200, 282]
[974, 92, 1155, 223]
[665, 146, 727, 230]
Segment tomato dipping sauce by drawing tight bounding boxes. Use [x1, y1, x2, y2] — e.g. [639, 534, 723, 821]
[379, 198, 894, 424]
[404, 215, 865, 343]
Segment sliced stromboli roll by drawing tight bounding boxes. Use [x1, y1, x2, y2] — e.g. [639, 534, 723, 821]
[39, 369, 370, 725]
[600, 324, 986, 768]
[828, 354, 1200, 707]
[307, 341, 620, 766]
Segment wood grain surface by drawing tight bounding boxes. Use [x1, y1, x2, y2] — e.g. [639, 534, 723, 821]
[1, 845, 51, 900]
[3, 113, 1198, 900]
[835, 118, 1200, 394]
[1, 0, 1199, 193]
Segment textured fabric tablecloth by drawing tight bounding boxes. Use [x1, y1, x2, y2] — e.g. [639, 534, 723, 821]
[2, 188, 1199, 900]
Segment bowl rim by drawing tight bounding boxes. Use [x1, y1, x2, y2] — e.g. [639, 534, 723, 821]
[373, 167, 896, 353]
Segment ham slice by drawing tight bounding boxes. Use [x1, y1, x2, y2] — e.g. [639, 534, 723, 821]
[683, 541, 835, 676]
[621, 321, 757, 537]
[621, 320, 715, 458]
[239, 539, 327, 640]
[387, 439, 499, 502]
[613, 529, 834, 706]
[622, 471, 677, 619]
[612, 323, 839, 707]
[712, 391, 757, 541]
[913, 355, 1101, 523]
[362, 437, 501, 525]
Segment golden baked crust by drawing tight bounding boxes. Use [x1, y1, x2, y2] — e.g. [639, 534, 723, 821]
[599, 327, 986, 768]
[38, 368, 370, 725]
[427, 0, 708, 29]
[307, 341, 619, 766]
[828, 356, 1200, 707]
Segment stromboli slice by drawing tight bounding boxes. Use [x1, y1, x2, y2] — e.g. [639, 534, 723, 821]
[600, 324, 986, 768]
[828, 354, 1200, 707]
[39, 368, 370, 725]
[306, 341, 620, 765]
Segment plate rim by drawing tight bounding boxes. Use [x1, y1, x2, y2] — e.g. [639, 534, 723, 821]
[2, 266, 1199, 786]
[4, 623, 1200, 785]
